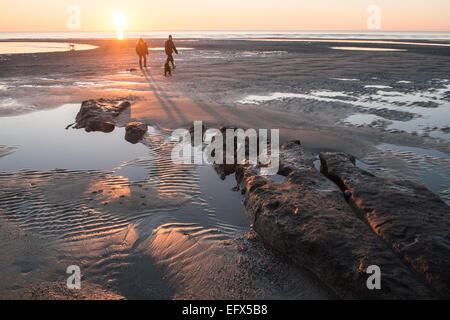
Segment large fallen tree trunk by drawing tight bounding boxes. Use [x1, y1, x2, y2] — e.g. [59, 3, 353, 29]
[234, 141, 438, 299]
[320, 152, 450, 298]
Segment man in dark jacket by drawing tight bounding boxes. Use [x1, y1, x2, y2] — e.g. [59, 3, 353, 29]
[165, 35, 178, 70]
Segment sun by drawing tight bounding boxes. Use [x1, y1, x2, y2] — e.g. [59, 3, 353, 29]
[112, 12, 126, 40]
[112, 12, 127, 29]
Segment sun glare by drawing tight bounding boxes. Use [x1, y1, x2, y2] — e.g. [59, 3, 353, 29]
[112, 12, 126, 40]
[112, 12, 127, 29]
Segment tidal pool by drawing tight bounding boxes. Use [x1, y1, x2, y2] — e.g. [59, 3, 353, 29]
[0, 42, 98, 55]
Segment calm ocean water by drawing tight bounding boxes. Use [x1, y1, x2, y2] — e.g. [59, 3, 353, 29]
[1, 31, 450, 40]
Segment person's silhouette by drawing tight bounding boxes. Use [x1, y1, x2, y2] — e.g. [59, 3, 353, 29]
[165, 35, 178, 70]
[136, 38, 149, 68]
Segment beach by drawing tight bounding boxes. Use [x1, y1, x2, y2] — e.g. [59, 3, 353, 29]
[0, 36, 449, 299]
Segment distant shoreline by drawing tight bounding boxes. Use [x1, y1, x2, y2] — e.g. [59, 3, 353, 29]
[1, 30, 450, 41]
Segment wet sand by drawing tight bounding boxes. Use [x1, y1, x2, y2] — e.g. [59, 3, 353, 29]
[0, 38, 449, 299]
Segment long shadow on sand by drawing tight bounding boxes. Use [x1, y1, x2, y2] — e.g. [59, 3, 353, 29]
[142, 69, 188, 125]
[143, 68, 243, 126]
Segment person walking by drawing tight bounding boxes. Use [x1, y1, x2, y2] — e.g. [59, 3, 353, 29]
[165, 35, 178, 70]
[136, 38, 149, 69]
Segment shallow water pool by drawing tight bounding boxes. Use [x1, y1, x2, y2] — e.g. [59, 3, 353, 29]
[0, 42, 98, 55]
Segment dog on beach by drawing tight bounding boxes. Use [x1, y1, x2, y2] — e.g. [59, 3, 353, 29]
[164, 61, 172, 77]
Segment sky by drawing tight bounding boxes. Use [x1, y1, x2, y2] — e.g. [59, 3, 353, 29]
[1, 0, 450, 32]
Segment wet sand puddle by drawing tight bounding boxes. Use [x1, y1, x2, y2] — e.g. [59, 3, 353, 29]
[0, 104, 255, 299]
[361, 144, 450, 205]
[313, 143, 450, 206]
[238, 79, 450, 140]
[0, 42, 98, 55]
[331, 47, 407, 52]
[0, 103, 335, 299]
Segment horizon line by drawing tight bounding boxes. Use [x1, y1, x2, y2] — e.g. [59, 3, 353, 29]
[1, 29, 450, 33]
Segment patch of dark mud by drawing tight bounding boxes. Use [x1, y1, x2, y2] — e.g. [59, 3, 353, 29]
[355, 107, 417, 121]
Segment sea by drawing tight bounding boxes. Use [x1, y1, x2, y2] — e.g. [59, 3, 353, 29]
[1, 30, 450, 40]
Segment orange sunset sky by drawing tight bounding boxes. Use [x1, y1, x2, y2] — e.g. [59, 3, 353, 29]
[0, 0, 449, 32]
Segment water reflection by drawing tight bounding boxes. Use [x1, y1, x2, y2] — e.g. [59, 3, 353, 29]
[0, 42, 98, 55]
[331, 46, 407, 52]
[0, 104, 148, 171]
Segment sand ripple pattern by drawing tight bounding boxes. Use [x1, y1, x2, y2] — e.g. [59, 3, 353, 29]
[362, 145, 450, 205]
[0, 170, 131, 242]
[0, 145, 18, 158]
[0, 129, 205, 243]
[120, 129, 201, 200]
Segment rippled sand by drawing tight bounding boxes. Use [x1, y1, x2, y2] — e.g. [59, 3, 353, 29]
[1, 38, 449, 299]
[0, 105, 333, 299]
